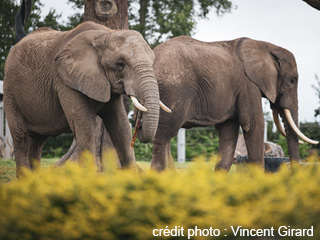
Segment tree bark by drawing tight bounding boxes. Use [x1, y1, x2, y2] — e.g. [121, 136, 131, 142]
[84, 0, 129, 29]
[139, 0, 148, 37]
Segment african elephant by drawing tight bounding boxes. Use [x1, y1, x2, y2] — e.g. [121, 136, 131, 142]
[4, 21, 163, 177]
[150, 36, 318, 171]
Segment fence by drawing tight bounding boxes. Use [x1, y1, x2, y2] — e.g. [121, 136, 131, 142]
[0, 80, 14, 159]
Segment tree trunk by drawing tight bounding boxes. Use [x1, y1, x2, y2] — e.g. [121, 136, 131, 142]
[139, 0, 148, 37]
[84, 0, 129, 29]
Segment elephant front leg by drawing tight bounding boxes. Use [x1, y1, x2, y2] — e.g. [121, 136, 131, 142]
[100, 95, 135, 169]
[151, 138, 172, 171]
[215, 119, 239, 171]
[238, 87, 265, 168]
[241, 112, 265, 168]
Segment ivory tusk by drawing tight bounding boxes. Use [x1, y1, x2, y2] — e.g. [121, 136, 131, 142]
[130, 96, 147, 112]
[160, 101, 172, 113]
[273, 109, 304, 144]
[272, 109, 287, 137]
[284, 109, 319, 145]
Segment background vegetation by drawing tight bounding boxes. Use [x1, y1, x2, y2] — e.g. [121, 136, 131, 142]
[0, 155, 319, 239]
[1, 0, 319, 161]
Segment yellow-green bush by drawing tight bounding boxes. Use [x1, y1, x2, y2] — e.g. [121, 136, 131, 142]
[0, 154, 320, 240]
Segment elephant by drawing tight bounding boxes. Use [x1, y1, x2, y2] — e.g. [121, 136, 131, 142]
[4, 20, 166, 177]
[149, 36, 318, 171]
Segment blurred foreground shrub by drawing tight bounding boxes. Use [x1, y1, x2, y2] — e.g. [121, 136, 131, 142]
[0, 154, 320, 239]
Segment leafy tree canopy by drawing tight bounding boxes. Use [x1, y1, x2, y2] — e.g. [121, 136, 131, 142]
[67, 0, 234, 47]
[1, 0, 233, 79]
[128, 0, 233, 47]
[0, 0, 67, 79]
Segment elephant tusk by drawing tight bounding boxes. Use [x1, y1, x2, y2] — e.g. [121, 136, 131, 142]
[284, 109, 319, 145]
[131, 96, 147, 112]
[272, 109, 304, 144]
[272, 109, 287, 137]
[160, 100, 172, 113]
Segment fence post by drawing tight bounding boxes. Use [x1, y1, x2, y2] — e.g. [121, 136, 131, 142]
[264, 120, 268, 142]
[177, 128, 186, 163]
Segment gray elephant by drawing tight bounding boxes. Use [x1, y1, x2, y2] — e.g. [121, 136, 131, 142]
[150, 36, 318, 171]
[4, 21, 164, 177]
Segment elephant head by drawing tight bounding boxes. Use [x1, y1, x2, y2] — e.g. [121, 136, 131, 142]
[55, 29, 162, 142]
[237, 38, 318, 161]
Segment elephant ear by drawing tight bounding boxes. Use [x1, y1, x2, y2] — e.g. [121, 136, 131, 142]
[236, 38, 278, 103]
[55, 30, 111, 103]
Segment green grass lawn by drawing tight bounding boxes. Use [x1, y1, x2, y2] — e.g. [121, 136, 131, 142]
[0, 158, 196, 182]
[0, 157, 237, 182]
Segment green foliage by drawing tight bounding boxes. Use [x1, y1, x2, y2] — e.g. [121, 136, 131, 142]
[0, 158, 59, 182]
[134, 127, 218, 161]
[0, 0, 19, 80]
[0, 0, 68, 80]
[299, 122, 320, 154]
[312, 74, 320, 117]
[0, 154, 320, 239]
[185, 127, 219, 160]
[42, 134, 74, 158]
[129, 0, 234, 47]
[67, 0, 233, 47]
[132, 139, 153, 161]
[0, 158, 16, 182]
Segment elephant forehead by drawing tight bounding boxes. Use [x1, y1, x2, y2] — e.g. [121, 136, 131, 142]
[117, 31, 145, 46]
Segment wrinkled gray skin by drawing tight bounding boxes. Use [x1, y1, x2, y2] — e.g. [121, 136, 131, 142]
[4, 22, 160, 177]
[151, 36, 300, 171]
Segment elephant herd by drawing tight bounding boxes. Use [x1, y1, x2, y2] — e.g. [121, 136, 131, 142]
[4, 4, 318, 178]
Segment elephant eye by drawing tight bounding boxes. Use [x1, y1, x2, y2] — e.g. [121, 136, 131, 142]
[290, 77, 296, 85]
[116, 61, 125, 72]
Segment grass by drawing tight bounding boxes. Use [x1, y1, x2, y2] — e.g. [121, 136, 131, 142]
[0, 158, 195, 183]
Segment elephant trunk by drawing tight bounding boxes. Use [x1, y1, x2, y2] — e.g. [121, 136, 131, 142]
[129, 64, 160, 143]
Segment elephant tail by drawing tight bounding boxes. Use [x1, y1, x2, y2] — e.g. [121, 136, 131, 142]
[15, 0, 32, 43]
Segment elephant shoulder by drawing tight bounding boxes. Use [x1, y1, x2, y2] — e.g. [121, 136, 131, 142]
[154, 36, 196, 55]
[32, 27, 55, 34]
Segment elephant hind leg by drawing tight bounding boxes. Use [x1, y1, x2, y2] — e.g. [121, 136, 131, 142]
[215, 119, 239, 171]
[11, 133, 47, 178]
[12, 135, 30, 178]
[27, 133, 48, 169]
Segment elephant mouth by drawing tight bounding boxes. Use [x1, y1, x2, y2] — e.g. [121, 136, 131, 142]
[130, 96, 171, 147]
[272, 109, 318, 145]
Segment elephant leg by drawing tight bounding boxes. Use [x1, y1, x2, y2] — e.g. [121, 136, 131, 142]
[71, 119, 96, 164]
[59, 92, 97, 164]
[99, 95, 135, 168]
[240, 107, 265, 167]
[242, 118, 265, 167]
[167, 142, 176, 170]
[27, 134, 48, 169]
[12, 135, 30, 178]
[151, 138, 173, 171]
[215, 119, 239, 171]
[5, 97, 31, 177]
[237, 86, 265, 168]
[11, 133, 47, 177]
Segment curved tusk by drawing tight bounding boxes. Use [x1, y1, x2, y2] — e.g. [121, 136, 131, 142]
[160, 101, 172, 113]
[272, 109, 286, 137]
[272, 109, 304, 144]
[130, 96, 147, 112]
[284, 109, 319, 145]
